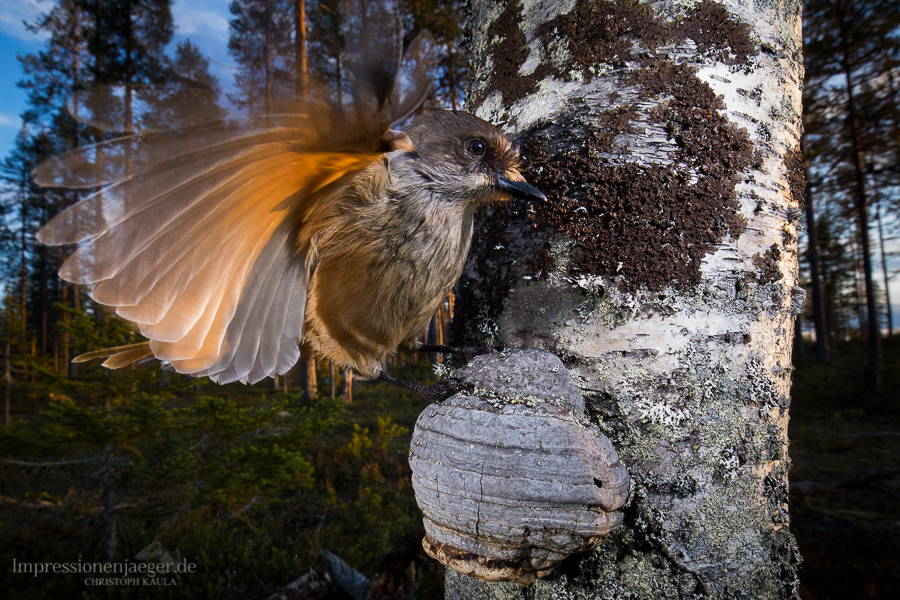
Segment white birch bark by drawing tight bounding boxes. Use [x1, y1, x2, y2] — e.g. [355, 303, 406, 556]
[445, 0, 804, 597]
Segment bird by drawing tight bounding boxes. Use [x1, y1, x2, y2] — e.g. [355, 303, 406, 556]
[34, 27, 545, 387]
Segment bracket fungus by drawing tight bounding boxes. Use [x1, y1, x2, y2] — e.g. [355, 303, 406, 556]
[409, 348, 629, 585]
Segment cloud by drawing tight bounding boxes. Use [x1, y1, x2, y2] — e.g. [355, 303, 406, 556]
[0, 113, 21, 127]
[0, 1, 231, 45]
[0, 0, 53, 43]
[173, 1, 230, 42]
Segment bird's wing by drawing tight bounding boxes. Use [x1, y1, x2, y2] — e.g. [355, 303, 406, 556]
[342, 0, 436, 125]
[35, 5, 435, 384]
[37, 108, 380, 383]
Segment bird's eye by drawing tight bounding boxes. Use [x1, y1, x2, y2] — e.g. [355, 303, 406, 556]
[466, 138, 487, 157]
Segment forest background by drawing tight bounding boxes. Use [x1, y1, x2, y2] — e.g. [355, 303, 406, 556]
[0, 1, 898, 599]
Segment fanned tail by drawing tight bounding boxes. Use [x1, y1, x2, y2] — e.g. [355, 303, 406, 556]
[73, 342, 154, 369]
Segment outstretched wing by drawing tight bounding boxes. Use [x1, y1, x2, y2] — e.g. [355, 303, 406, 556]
[35, 9, 435, 384]
[37, 105, 380, 383]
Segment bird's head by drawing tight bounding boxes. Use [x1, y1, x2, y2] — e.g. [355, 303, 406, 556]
[401, 110, 546, 206]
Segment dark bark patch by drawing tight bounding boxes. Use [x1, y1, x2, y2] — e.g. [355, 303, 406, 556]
[495, 0, 761, 291]
[535, 0, 668, 78]
[483, 1, 529, 104]
[752, 244, 784, 284]
[478, 0, 757, 107]
[522, 62, 751, 290]
[451, 204, 530, 345]
[784, 147, 805, 208]
[475, 0, 554, 107]
[771, 528, 802, 597]
[670, 0, 755, 65]
[465, 1, 762, 296]
[531, 0, 754, 83]
[782, 225, 797, 247]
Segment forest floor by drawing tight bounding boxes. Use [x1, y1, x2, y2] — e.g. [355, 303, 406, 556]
[791, 337, 900, 600]
[4, 338, 897, 600]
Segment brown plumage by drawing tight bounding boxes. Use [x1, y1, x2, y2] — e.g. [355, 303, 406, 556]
[35, 29, 544, 384]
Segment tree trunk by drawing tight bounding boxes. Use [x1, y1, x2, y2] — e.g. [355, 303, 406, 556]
[447, 0, 802, 597]
[295, 0, 308, 100]
[19, 173, 27, 347]
[264, 0, 273, 116]
[801, 135, 829, 361]
[427, 311, 441, 365]
[794, 313, 806, 359]
[299, 348, 317, 400]
[61, 281, 69, 373]
[330, 361, 336, 399]
[4, 342, 10, 426]
[842, 54, 880, 391]
[875, 200, 892, 338]
[341, 367, 352, 405]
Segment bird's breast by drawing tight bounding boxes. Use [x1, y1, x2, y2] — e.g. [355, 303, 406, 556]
[303, 198, 475, 374]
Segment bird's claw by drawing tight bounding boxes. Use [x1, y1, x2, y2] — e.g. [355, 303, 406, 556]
[378, 371, 466, 404]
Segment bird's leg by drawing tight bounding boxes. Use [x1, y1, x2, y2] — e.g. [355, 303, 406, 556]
[378, 371, 464, 404]
[379, 346, 497, 403]
[418, 344, 500, 362]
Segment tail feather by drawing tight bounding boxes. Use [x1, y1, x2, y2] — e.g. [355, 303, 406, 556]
[74, 342, 153, 369]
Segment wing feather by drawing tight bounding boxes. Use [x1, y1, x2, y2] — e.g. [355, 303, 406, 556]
[94, 154, 303, 314]
[192, 226, 295, 382]
[38, 127, 311, 246]
[73, 342, 152, 363]
[195, 222, 309, 384]
[246, 261, 298, 383]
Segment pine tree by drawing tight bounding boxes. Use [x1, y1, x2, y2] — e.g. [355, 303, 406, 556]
[88, 0, 174, 86]
[15, 1, 93, 370]
[404, 0, 466, 110]
[228, 0, 296, 112]
[804, 0, 900, 390]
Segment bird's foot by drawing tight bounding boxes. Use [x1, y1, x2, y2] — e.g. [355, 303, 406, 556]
[418, 344, 500, 362]
[385, 345, 499, 402]
[379, 371, 464, 404]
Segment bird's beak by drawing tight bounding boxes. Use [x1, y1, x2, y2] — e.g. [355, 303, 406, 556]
[495, 174, 547, 201]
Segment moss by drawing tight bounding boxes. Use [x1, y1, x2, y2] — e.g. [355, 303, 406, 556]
[535, 0, 668, 78]
[784, 147, 805, 208]
[478, 1, 538, 107]
[753, 244, 784, 284]
[670, 0, 756, 65]
[479, 0, 757, 109]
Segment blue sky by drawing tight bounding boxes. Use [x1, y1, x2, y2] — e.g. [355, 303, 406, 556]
[0, 0, 235, 159]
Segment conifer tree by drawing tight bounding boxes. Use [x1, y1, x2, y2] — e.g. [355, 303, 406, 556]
[404, 0, 466, 110]
[804, 0, 900, 390]
[14, 1, 93, 369]
[228, 0, 295, 112]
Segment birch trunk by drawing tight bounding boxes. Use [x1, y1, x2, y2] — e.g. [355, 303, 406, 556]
[447, 0, 803, 597]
